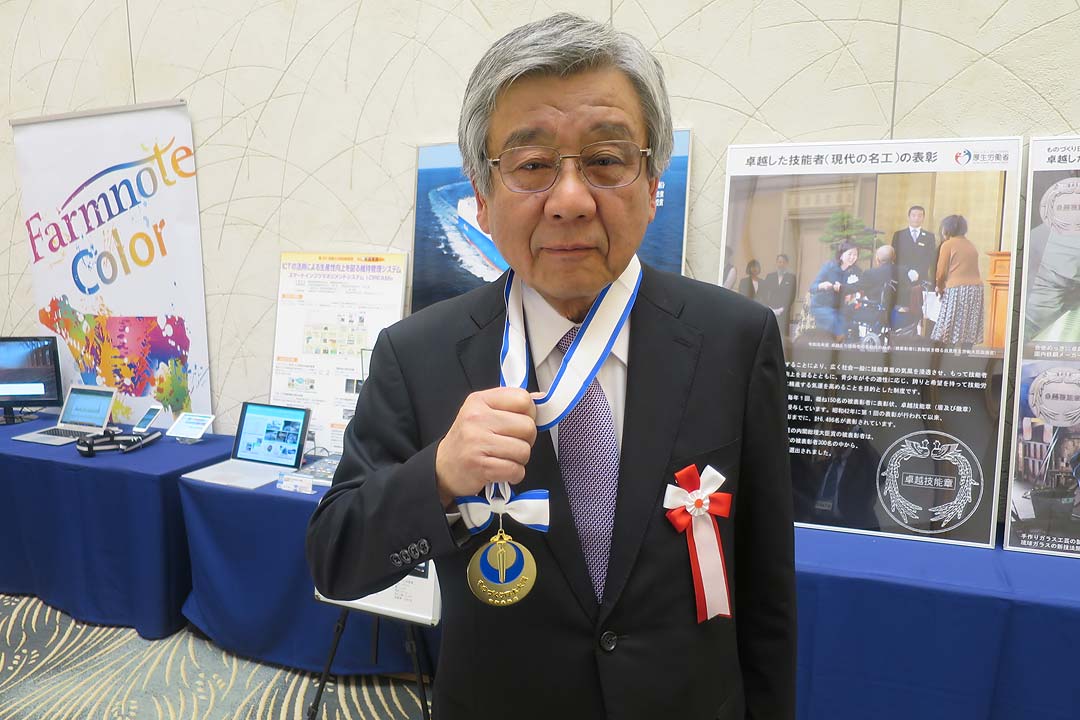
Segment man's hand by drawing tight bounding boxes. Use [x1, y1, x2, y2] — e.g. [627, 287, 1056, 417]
[435, 387, 538, 507]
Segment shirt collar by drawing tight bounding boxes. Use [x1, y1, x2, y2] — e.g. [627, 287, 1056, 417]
[909, 226, 921, 235]
[521, 283, 630, 368]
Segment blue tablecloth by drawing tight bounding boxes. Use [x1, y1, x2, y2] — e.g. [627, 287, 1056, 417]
[179, 476, 431, 675]
[175, 465, 1080, 715]
[796, 527, 1080, 720]
[0, 417, 232, 638]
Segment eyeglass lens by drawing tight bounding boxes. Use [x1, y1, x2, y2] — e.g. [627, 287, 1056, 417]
[497, 141, 644, 192]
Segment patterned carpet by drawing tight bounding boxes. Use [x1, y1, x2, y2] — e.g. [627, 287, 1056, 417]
[0, 594, 430, 720]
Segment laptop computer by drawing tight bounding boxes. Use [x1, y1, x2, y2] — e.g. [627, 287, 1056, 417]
[184, 402, 310, 489]
[13, 384, 118, 446]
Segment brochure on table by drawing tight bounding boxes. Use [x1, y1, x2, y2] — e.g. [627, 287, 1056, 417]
[269, 253, 407, 453]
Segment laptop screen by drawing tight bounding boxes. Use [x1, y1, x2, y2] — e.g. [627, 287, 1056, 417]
[59, 386, 115, 427]
[233, 402, 310, 469]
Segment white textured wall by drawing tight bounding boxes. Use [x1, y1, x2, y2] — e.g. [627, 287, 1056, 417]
[2, 0, 1078, 431]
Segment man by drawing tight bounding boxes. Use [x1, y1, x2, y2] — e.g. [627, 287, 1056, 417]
[891, 205, 936, 336]
[854, 245, 898, 308]
[847, 245, 917, 338]
[759, 253, 798, 333]
[891, 205, 936, 285]
[307, 14, 795, 720]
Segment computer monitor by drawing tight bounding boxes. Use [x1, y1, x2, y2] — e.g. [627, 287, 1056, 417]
[0, 336, 64, 425]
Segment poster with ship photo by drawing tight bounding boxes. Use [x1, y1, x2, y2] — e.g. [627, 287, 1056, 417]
[721, 137, 1023, 547]
[410, 130, 691, 313]
[1005, 137, 1080, 558]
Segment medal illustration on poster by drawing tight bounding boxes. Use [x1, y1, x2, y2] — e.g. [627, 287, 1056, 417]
[1006, 137, 1080, 558]
[877, 430, 983, 534]
[722, 138, 1022, 546]
[410, 130, 691, 312]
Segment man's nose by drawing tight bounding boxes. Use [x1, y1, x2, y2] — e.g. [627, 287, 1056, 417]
[545, 157, 596, 220]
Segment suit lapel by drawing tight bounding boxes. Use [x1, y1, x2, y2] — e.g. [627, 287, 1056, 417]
[599, 269, 702, 625]
[456, 274, 509, 391]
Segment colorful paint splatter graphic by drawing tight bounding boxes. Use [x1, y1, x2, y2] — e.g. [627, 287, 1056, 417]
[39, 296, 194, 414]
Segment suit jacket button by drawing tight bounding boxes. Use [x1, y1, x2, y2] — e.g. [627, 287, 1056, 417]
[599, 631, 618, 653]
[408, 543, 420, 560]
[390, 552, 403, 567]
[418, 538, 430, 555]
[401, 548, 412, 564]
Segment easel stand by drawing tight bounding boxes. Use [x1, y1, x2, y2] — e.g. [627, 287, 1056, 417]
[307, 610, 433, 720]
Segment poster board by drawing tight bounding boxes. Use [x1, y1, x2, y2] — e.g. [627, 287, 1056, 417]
[1005, 137, 1080, 557]
[410, 130, 692, 313]
[721, 137, 1022, 546]
[11, 100, 212, 423]
[269, 253, 407, 453]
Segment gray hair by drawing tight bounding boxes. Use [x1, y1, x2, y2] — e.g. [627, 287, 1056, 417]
[458, 13, 673, 195]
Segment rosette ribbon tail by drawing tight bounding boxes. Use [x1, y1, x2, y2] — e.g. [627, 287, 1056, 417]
[663, 464, 733, 623]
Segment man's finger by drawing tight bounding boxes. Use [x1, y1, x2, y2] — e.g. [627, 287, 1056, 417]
[480, 386, 537, 419]
[483, 435, 534, 468]
[488, 410, 538, 445]
[478, 455, 527, 485]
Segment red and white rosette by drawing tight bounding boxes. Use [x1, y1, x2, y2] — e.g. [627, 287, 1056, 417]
[663, 464, 732, 623]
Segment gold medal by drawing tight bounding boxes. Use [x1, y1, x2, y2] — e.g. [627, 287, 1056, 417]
[466, 527, 537, 606]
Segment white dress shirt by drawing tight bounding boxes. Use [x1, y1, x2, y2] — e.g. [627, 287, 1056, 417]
[521, 283, 629, 455]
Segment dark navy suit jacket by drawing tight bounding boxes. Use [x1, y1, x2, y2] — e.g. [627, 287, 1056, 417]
[307, 266, 796, 719]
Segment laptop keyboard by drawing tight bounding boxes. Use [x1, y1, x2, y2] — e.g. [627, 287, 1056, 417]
[40, 428, 90, 438]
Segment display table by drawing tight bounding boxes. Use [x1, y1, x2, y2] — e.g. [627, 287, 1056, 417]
[175, 464, 1079, 716]
[796, 527, 1080, 720]
[0, 417, 232, 638]
[179, 475, 432, 675]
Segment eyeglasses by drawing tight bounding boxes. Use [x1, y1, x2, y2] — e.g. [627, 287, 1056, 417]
[488, 140, 652, 193]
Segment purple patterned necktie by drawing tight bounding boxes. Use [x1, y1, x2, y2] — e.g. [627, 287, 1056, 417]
[556, 326, 619, 601]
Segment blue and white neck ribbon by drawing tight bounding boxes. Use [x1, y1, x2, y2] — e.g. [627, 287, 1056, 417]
[503, 254, 642, 430]
[458, 482, 550, 534]
[456, 255, 642, 534]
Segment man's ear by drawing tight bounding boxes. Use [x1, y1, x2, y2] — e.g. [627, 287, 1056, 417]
[647, 176, 660, 222]
[472, 180, 491, 234]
